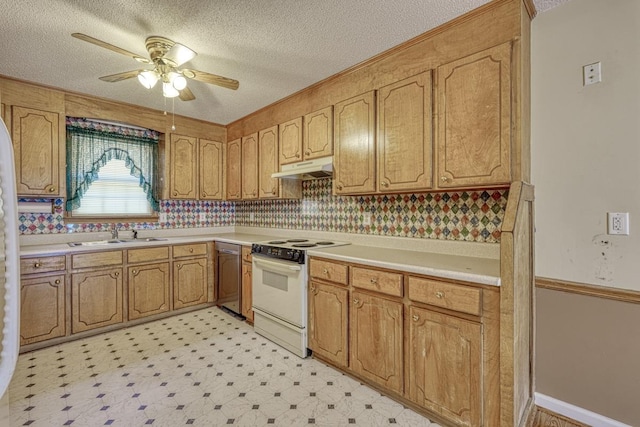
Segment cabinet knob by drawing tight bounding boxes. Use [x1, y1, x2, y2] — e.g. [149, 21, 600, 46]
[370, 278, 378, 285]
[174, 191, 178, 196]
[322, 268, 328, 275]
[189, 248, 194, 253]
[48, 187, 56, 193]
[435, 291, 444, 299]
[296, 153, 301, 158]
[381, 181, 389, 187]
[132, 270, 138, 275]
[271, 187, 276, 193]
[412, 314, 419, 322]
[310, 285, 316, 292]
[336, 184, 343, 191]
[177, 264, 182, 268]
[440, 176, 448, 183]
[114, 272, 120, 277]
[54, 279, 60, 285]
[305, 151, 311, 156]
[203, 192, 207, 197]
[253, 191, 257, 196]
[33, 262, 41, 268]
[353, 298, 360, 305]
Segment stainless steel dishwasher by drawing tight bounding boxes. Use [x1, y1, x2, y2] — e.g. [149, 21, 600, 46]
[216, 242, 242, 316]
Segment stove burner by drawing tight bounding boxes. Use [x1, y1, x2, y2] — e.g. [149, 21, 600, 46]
[267, 240, 287, 244]
[291, 243, 317, 248]
[286, 239, 309, 243]
[315, 241, 334, 245]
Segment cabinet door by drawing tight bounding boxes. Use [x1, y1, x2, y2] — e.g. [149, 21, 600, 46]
[258, 125, 279, 198]
[72, 268, 123, 333]
[279, 117, 303, 165]
[308, 281, 348, 368]
[12, 106, 61, 196]
[436, 42, 512, 188]
[170, 134, 198, 199]
[20, 274, 65, 345]
[173, 258, 208, 309]
[241, 133, 259, 199]
[128, 262, 171, 320]
[334, 92, 376, 194]
[407, 306, 482, 427]
[349, 290, 403, 394]
[241, 262, 253, 322]
[378, 72, 433, 193]
[199, 138, 224, 200]
[303, 106, 333, 160]
[226, 138, 242, 200]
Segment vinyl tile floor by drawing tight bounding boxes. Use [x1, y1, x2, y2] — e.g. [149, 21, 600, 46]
[8, 307, 441, 426]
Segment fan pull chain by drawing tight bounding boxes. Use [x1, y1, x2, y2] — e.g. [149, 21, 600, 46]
[171, 98, 176, 131]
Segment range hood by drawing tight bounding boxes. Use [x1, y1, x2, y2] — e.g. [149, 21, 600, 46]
[271, 156, 333, 180]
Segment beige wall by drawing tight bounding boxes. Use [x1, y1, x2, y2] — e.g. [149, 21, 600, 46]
[532, 0, 640, 291]
[532, 0, 640, 424]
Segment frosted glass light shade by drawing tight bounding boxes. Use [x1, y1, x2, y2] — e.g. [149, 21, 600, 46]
[137, 70, 159, 89]
[172, 75, 187, 91]
[162, 82, 180, 98]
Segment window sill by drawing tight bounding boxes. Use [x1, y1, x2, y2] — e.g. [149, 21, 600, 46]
[64, 215, 160, 224]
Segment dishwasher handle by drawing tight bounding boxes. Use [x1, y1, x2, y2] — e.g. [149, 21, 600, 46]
[219, 249, 239, 255]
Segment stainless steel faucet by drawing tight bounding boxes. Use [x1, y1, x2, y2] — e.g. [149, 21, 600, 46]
[111, 224, 119, 240]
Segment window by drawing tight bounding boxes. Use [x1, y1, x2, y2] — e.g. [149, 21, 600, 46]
[66, 118, 160, 218]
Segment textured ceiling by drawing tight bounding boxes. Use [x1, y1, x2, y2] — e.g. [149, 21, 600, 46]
[0, 0, 570, 125]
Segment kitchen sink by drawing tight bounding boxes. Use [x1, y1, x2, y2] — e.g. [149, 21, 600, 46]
[67, 237, 168, 247]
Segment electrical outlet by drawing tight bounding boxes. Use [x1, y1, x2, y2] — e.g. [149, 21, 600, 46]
[199, 213, 207, 223]
[158, 213, 167, 223]
[250, 213, 255, 221]
[607, 212, 629, 235]
[362, 215, 371, 226]
[583, 62, 601, 86]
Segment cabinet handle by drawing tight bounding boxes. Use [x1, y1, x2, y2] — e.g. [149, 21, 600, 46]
[381, 181, 389, 187]
[435, 291, 444, 299]
[114, 272, 120, 277]
[440, 176, 448, 183]
[33, 262, 41, 268]
[253, 191, 257, 196]
[189, 248, 194, 253]
[54, 279, 61, 285]
[412, 315, 419, 322]
[353, 298, 360, 305]
[370, 278, 378, 285]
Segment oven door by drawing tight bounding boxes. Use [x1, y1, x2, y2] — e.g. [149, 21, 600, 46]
[252, 254, 307, 328]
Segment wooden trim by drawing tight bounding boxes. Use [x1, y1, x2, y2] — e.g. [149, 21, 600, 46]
[536, 276, 640, 304]
[532, 406, 588, 427]
[522, 0, 537, 19]
[226, 0, 518, 133]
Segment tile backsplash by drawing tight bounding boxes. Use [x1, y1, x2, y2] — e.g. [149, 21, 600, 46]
[18, 178, 508, 243]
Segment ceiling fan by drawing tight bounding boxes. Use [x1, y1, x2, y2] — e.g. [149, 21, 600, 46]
[71, 33, 239, 101]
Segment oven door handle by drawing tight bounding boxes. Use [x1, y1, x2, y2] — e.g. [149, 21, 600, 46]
[253, 256, 302, 273]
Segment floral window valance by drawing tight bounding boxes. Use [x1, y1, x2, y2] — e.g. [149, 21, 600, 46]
[65, 117, 160, 212]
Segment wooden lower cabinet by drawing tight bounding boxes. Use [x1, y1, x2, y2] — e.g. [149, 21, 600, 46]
[349, 290, 403, 394]
[308, 280, 348, 368]
[20, 274, 65, 345]
[128, 262, 171, 320]
[407, 305, 482, 427]
[71, 268, 123, 333]
[241, 262, 253, 322]
[173, 258, 208, 309]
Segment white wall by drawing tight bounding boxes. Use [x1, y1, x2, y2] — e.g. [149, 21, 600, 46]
[532, 0, 640, 291]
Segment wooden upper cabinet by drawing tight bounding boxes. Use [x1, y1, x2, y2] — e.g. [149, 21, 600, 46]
[169, 133, 198, 199]
[333, 91, 376, 195]
[436, 42, 512, 188]
[241, 133, 259, 199]
[378, 72, 433, 193]
[12, 106, 61, 196]
[199, 138, 224, 200]
[258, 125, 279, 198]
[304, 106, 333, 160]
[226, 138, 242, 200]
[278, 117, 303, 165]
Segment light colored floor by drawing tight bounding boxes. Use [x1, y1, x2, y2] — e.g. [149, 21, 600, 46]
[8, 307, 440, 426]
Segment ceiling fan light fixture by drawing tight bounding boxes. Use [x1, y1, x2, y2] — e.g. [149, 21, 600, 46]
[169, 72, 187, 91]
[162, 81, 180, 98]
[138, 70, 159, 89]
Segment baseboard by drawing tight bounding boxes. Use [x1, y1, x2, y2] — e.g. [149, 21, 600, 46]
[535, 393, 631, 427]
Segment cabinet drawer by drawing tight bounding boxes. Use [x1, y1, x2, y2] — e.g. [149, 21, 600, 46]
[72, 251, 123, 270]
[309, 258, 348, 285]
[352, 266, 403, 297]
[242, 246, 252, 263]
[173, 243, 208, 258]
[127, 246, 170, 264]
[20, 255, 65, 275]
[408, 276, 481, 316]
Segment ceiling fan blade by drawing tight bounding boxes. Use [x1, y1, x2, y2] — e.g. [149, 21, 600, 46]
[99, 70, 143, 83]
[72, 33, 150, 64]
[179, 87, 196, 101]
[182, 69, 239, 90]
[164, 43, 196, 67]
